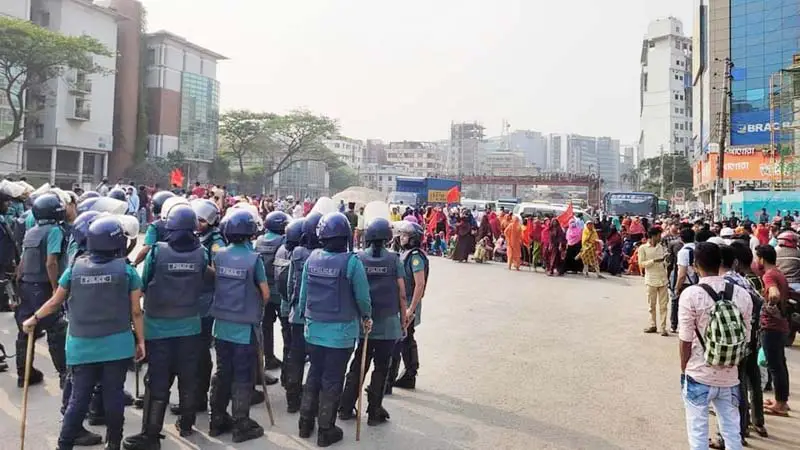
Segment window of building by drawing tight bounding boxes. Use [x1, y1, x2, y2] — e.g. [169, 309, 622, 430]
[683, 43, 688, 50]
[34, 123, 44, 138]
[648, 41, 655, 48]
[680, 108, 684, 114]
[388, 176, 392, 181]
[676, 41, 681, 50]
[675, 74, 679, 80]
[40, 12, 50, 27]
[675, 107, 680, 114]
[147, 48, 156, 65]
[679, 74, 683, 81]
[679, 94, 684, 100]
[675, 123, 680, 130]
[378, 176, 383, 181]
[679, 123, 684, 130]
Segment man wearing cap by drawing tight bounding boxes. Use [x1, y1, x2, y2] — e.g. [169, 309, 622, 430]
[720, 227, 735, 245]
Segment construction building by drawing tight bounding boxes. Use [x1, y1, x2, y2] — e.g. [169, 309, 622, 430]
[447, 122, 485, 176]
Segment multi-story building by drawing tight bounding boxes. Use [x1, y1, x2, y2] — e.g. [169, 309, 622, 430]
[619, 143, 638, 190]
[508, 130, 548, 169]
[272, 160, 329, 200]
[596, 137, 621, 191]
[324, 137, 364, 170]
[358, 163, 409, 194]
[0, 1, 30, 175]
[692, 0, 800, 204]
[385, 141, 443, 177]
[145, 30, 226, 182]
[447, 122, 484, 176]
[484, 150, 527, 176]
[640, 17, 693, 162]
[364, 139, 386, 165]
[24, 0, 121, 188]
[546, 133, 598, 174]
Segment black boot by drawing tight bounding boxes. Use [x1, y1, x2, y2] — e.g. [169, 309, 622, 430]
[123, 390, 134, 407]
[231, 383, 264, 443]
[385, 354, 399, 396]
[208, 375, 233, 437]
[366, 387, 390, 426]
[122, 393, 165, 450]
[394, 343, 418, 390]
[104, 429, 122, 450]
[337, 370, 359, 420]
[88, 385, 106, 426]
[264, 355, 282, 371]
[0, 342, 9, 372]
[298, 384, 319, 438]
[261, 371, 279, 386]
[74, 426, 103, 446]
[16, 338, 43, 388]
[284, 352, 302, 414]
[174, 386, 196, 437]
[317, 391, 344, 447]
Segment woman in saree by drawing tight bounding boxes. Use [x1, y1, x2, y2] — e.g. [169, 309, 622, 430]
[605, 225, 623, 276]
[547, 219, 567, 276]
[563, 219, 584, 274]
[579, 221, 603, 278]
[529, 218, 543, 271]
[540, 218, 552, 272]
[504, 215, 523, 270]
[451, 213, 475, 262]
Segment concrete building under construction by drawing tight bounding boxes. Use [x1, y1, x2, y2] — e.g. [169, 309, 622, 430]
[447, 121, 485, 176]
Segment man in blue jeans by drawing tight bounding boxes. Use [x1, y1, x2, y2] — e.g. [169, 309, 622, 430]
[678, 242, 752, 450]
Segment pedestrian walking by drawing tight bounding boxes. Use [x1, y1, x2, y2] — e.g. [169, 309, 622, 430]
[23, 215, 146, 450]
[296, 212, 372, 447]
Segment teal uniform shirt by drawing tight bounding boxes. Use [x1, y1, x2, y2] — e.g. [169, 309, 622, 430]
[406, 252, 426, 327]
[66, 239, 79, 264]
[212, 242, 267, 345]
[297, 251, 372, 349]
[142, 244, 208, 340]
[263, 231, 284, 306]
[143, 222, 159, 246]
[61, 263, 142, 365]
[24, 212, 35, 230]
[366, 248, 405, 341]
[5, 200, 24, 223]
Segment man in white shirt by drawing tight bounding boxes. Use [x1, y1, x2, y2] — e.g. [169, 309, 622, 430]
[673, 228, 697, 332]
[678, 242, 752, 450]
[292, 201, 303, 218]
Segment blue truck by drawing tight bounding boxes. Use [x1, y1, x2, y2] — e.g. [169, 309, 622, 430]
[390, 177, 461, 207]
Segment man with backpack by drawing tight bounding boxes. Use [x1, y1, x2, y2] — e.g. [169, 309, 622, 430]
[673, 228, 697, 332]
[678, 242, 752, 450]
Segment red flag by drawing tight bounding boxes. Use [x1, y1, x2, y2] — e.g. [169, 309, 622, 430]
[445, 186, 460, 204]
[170, 168, 184, 187]
[557, 202, 574, 228]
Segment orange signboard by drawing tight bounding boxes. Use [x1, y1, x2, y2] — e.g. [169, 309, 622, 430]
[694, 151, 796, 185]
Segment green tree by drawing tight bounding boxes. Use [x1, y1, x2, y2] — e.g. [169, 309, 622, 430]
[260, 110, 341, 178]
[329, 165, 360, 193]
[208, 155, 231, 185]
[125, 160, 168, 186]
[0, 16, 113, 149]
[637, 155, 693, 199]
[219, 110, 274, 177]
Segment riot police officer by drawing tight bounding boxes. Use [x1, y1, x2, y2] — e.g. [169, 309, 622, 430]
[16, 192, 69, 388]
[283, 212, 322, 414]
[208, 209, 270, 443]
[0, 190, 18, 313]
[23, 215, 146, 450]
[107, 188, 127, 202]
[133, 191, 175, 266]
[339, 217, 406, 425]
[388, 221, 428, 391]
[123, 204, 207, 449]
[255, 210, 290, 382]
[168, 199, 225, 417]
[297, 212, 372, 447]
[275, 219, 302, 387]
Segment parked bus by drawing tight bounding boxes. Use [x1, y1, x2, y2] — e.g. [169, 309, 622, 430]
[603, 192, 658, 218]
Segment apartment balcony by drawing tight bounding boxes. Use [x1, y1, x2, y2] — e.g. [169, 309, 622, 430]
[66, 74, 92, 95]
[68, 107, 91, 121]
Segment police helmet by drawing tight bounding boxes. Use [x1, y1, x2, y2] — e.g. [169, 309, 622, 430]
[303, 212, 323, 248]
[317, 212, 352, 241]
[77, 190, 100, 202]
[223, 209, 258, 240]
[32, 192, 66, 224]
[72, 211, 102, 248]
[151, 191, 176, 216]
[77, 197, 99, 215]
[285, 218, 305, 245]
[190, 198, 220, 226]
[160, 196, 189, 221]
[396, 220, 424, 248]
[87, 216, 127, 255]
[265, 211, 291, 234]
[107, 188, 127, 202]
[365, 217, 393, 242]
[166, 204, 198, 231]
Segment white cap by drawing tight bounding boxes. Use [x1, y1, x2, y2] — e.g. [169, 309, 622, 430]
[707, 236, 726, 246]
[720, 227, 734, 238]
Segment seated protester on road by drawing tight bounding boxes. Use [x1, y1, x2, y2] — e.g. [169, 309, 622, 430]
[754, 245, 791, 417]
[678, 242, 753, 450]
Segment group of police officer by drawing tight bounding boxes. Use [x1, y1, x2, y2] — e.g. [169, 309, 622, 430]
[1, 183, 429, 450]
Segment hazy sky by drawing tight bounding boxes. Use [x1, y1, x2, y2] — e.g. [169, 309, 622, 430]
[140, 0, 693, 143]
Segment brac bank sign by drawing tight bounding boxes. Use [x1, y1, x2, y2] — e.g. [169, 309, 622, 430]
[731, 110, 791, 146]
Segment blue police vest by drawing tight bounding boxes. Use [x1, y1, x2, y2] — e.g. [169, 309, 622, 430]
[144, 242, 205, 319]
[209, 247, 262, 324]
[357, 250, 400, 319]
[304, 250, 358, 323]
[20, 224, 56, 283]
[274, 244, 292, 300]
[68, 258, 130, 338]
[255, 234, 284, 287]
[289, 246, 310, 308]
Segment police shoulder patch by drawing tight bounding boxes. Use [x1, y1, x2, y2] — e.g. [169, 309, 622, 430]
[211, 243, 221, 253]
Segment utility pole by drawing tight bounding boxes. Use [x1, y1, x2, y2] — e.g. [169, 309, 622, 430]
[715, 58, 733, 221]
[659, 144, 665, 198]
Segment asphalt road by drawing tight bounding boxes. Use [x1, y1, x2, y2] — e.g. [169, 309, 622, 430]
[0, 256, 798, 449]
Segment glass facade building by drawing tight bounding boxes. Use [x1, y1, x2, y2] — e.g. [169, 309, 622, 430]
[180, 72, 220, 161]
[729, 0, 800, 146]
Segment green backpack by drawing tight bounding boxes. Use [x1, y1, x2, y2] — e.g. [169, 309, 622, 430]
[696, 283, 747, 367]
